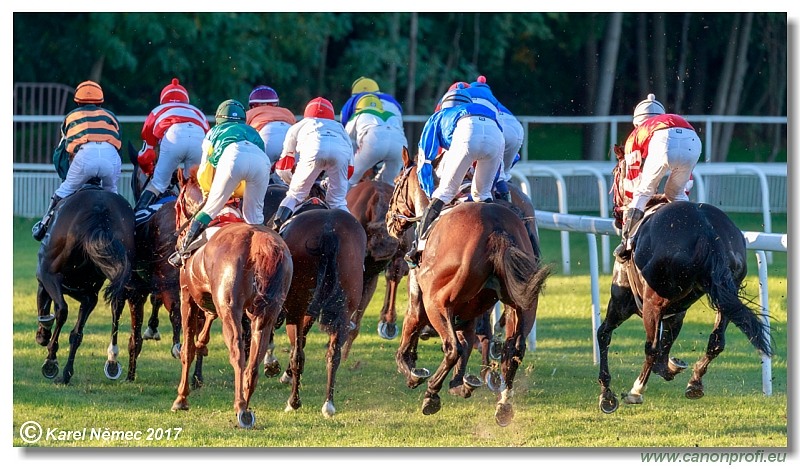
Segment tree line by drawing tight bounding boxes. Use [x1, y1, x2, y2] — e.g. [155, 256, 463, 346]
[13, 12, 787, 162]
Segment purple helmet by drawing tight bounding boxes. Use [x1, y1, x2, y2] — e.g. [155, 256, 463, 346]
[248, 85, 279, 107]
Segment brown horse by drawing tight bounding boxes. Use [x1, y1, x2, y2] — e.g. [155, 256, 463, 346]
[343, 179, 412, 360]
[35, 186, 137, 384]
[264, 201, 366, 417]
[169, 168, 293, 429]
[386, 157, 551, 426]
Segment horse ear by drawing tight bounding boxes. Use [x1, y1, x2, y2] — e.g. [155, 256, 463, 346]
[176, 168, 185, 186]
[402, 146, 413, 168]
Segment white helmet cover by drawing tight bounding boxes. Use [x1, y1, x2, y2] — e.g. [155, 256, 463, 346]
[632, 93, 665, 126]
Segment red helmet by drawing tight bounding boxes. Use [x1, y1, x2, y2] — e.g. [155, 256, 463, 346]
[248, 85, 279, 107]
[160, 78, 190, 104]
[303, 97, 335, 120]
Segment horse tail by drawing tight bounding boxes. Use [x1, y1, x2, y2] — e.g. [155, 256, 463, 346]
[82, 211, 132, 305]
[699, 237, 773, 357]
[252, 236, 292, 317]
[307, 226, 348, 332]
[487, 232, 551, 311]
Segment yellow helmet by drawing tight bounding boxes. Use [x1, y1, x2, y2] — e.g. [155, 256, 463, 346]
[351, 76, 380, 94]
[355, 93, 383, 113]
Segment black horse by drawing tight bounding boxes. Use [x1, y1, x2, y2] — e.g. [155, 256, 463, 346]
[597, 194, 773, 413]
[35, 186, 137, 384]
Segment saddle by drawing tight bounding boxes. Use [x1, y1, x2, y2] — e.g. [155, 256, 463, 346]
[184, 206, 246, 253]
[277, 197, 329, 236]
[134, 194, 178, 226]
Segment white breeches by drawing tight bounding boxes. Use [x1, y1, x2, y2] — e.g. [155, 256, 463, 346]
[280, 136, 352, 212]
[55, 142, 122, 198]
[203, 141, 270, 224]
[258, 121, 292, 165]
[348, 125, 406, 186]
[147, 122, 205, 194]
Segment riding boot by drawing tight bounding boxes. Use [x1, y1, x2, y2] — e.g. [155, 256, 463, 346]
[32, 194, 63, 241]
[404, 198, 445, 268]
[613, 207, 644, 261]
[271, 206, 293, 232]
[133, 189, 158, 215]
[168, 218, 207, 267]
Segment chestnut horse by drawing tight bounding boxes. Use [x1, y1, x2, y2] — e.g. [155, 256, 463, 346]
[343, 179, 412, 359]
[264, 201, 366, 417]
[386, 158, 551, 426]
[170, 169, 293, 429]
[35, 186, 137, 384]
[597, 153, 773, 413]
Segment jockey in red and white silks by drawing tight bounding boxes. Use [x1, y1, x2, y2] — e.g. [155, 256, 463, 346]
[344, 93, 407, 186]
[136, 78, 210, 214]
[271, 97, 354, 231]
[623, 113, 701, 213]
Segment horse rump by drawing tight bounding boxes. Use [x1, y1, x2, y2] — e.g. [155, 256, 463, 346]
[306, 228, 348, 331]
[78, 204, 133, 304]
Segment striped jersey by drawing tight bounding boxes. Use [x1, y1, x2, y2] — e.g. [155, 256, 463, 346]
[62, 105, 122, 154]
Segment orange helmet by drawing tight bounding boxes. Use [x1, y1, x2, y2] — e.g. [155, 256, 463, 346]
[303, 97, 335, 120]
[160, 78, 190, 104]
[74, 80, 104, 104]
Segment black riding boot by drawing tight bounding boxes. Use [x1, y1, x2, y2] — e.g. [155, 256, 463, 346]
[32, 194, 63, 241]
[133, 189, 158, 214]
[168, 218, 207, 267]
[271, 206, 294, 232]
[613, 207, 644, 261]
[404, 198, 445, 268]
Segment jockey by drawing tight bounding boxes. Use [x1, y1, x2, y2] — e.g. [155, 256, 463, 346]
[271, 97, 355, 232]
[32, 80, 122, 241]
[339, 76, 404, 126]
[614, 93, 702, 261]
[134, 78, 210, 215]
[344, 93, 408, 186]
[245, 85, 297, 167]
[169, 99, 269, 267]
[467, 75, 524, 203]
[404, 85, 504, 267]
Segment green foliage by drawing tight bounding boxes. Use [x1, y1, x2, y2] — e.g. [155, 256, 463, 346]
[11, 216, 787, 448]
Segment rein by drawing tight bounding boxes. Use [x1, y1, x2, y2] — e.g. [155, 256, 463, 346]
[175, 180, 206, 235]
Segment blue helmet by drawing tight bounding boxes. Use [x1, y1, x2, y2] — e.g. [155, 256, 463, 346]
[440, 84, 472, 109]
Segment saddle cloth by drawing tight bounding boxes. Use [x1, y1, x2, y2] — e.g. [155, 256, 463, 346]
[134, 195, 177, 226]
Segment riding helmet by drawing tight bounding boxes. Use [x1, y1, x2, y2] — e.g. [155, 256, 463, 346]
[632, 93, 665, 127]
[351, 76, 380, 95]
[74, 80, 104, 104]
[355, 93, 383, 113]
[160, 78, 190, 104]
[440, 84, 472, 109]
[248, 85, 279, 107]
[215, 99, 247, 124]
[303, 97, 335, 120]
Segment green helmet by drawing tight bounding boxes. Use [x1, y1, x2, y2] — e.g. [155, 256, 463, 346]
[215, 99, 246, 124]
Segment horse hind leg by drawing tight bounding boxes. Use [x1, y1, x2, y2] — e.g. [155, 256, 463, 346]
[125, 293, 146, 381]
[143, 295, 162, 341]
[172, 299, 199, 412]
[58, 291, 99, 384]
[322, 322, 350, 418]
[686, 314, 730, 399]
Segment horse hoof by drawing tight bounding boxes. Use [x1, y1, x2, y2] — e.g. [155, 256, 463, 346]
[378, 321, 398, 340]
[411, 367, 431, 379]
[622, 392, 643, 405]
[237, 409, 256, 429]
[38, 314, 56, 329]
[171, 399, 189, 412]
[419, 326, 435, 341]
[349, 321, 357, 332]
[285, 399, 301, 412]
[322, 401, 336, 418]
[171, 343, 181, 359]
[279, 371, 292, 385]
[668, 357, 688, 374]
[685, 384, 705, 400]
[263, 361, 281, 378]
[464, 374, 483, 389]
[599, 394, 619, 414]
[104, 360, 123, 380]
[494, 402, 514, 427]
[41, 360, 59, 379]
[143, 327, 161, 341]
[486, 371, 505, 393]
[489, 340, 503, 361]
[422, 395, 441, 415]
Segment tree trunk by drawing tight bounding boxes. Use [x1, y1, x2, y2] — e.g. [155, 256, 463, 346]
[472, 13, 480, 67]
[673, 13, 692, 114]
[404, 13, 419, 149]
[637, 13, 649, 96]
[89, 55, 105, 83]
[653, 14, 667, 102]
[581, 14, 598, 158]
[387, 13, 400, 96]
[437, 14, 464, 98]
[710, 15, 740, 161]
[588, 12, 623, 161]
[716, 13, 753, 162]
[316, 35, 329, 96]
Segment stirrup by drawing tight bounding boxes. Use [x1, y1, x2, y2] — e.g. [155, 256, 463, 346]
[404, 250, 420, 269]
[613, 243, 631, 261]
[32, 221, 47, 241]
[168, 251, 186, 268]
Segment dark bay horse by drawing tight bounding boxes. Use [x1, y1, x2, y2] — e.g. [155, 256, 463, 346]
[35, 187, 137, 384]
[386, 160, 551, 426]
[344, 179, 412, 359]
[170, 169, 293, 429]
[268, 204, 366, 417]
[597, 155, 773, 413]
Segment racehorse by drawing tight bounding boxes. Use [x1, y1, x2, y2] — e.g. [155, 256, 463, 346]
[386, 155, 551, 426]
[597, 153, 773, 413]
[170, 168, 293, 429]
[35, 186, 137, 384]
[269, 203, 366, 417]
[343, 179, 412, 360]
